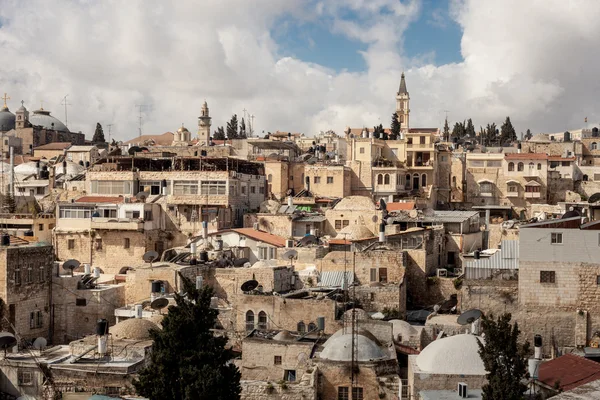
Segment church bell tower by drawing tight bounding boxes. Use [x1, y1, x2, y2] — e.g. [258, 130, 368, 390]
[198, 101, 211, 146]
[396, 73, 410, 131]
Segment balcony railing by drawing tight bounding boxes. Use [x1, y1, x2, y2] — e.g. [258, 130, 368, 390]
[406, 143, 434, 149]
[524, 192, 541, 199]
[91, 218, 144, 230]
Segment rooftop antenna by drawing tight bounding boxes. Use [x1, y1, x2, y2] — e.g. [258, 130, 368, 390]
[107, 124, 113, 143]
[61, 95, 71, 128]
[150, 297, 169, 314]
[135, 104, 148, 138]
[250, 114, 255, 137]
[142, 250, 159, 269]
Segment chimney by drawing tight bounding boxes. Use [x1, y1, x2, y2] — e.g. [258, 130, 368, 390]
[202, 221, 208, 240]
[379, 222, 385, 243]
[287, 196, 293, 207]
[534, 334, 542, 359]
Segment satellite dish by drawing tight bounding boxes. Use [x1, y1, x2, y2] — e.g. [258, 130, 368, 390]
[32, 337, 47, 350]
[128, 146, 141, 155]
[118, 266, 133, 274]
[241, 279, 259, 292]
[423, 208, 435, 217]
[233, 258, 250, 267]
[0, 332, 17, 349]
[150, 297, 169, 311]
[143, 251, 159, 263]
[283, 250, 298, 260]
[62, 259, 80, 276]
[298, 235, 318, 247]
[135, 191, 149, 202]
[457, 309, 483, 326]
[408, 210, 419, 218]
[588, 192, 600, 204]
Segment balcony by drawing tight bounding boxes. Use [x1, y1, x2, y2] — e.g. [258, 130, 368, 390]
[406, 143, 434, 149]
[91, 218, 144, 231]
[524, 192, 541, 199]
[506, 192, 520, 198]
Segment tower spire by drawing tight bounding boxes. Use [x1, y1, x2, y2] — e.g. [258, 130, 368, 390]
[398, 72, 408, 95]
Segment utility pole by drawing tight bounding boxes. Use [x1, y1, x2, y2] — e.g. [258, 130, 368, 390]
[242, 108, 247, 123]
[61, 95, 71, 128]
[135, 105, 147, 138]
[250, 114, 255, 137]
[107, 124, 113, 144]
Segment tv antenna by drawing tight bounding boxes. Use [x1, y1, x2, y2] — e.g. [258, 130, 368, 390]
[250, 114, 255, 136]
[61, 95, 71, 128]
[107, 124, 113, 143]
[135, 104, 148, 138]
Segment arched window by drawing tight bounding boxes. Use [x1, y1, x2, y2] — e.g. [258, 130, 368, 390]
[508, 162, 514, 171]
[384, 174, 390, 185]
[583, 174, 589, 182]
[529, 162, 534, 169]
[258, 311, 267, 330]
[377, 174, 383, 185]
[308, 322, 317, 332]
[245, 311, 254, 331]
[297, 321, 306, 333]
[421, 174, 427, 187]
[405, 174, 411, 189]
[452, 176, 457, 187]
[537, 163, 542, 170]
[592, 142, 598, 150]
[267, 174, 272, 182]
[517, 162, 524, 171]
[413, 173, 420, 190]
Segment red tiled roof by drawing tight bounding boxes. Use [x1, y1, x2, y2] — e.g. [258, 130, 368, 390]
[33, 142, 72, 151]
[548, 156, 576, 161]
[538, 354, 600, 391]
[387, 202, 415, 211]
[123, 132, 174, 146]
[75, 196, 125, 204]
[505, 153, 548, 160]
[230, 228, 287, 247]
[328, 239, 351, 245]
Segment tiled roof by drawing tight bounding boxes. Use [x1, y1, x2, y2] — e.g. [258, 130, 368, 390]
[123, 132, 174, 146]
[538, 354, 600, 391]
[548, 156, 576, 161]
[505, 153, 548, 160]
[33, 142, 72, 151]
[328, 239, 351, 245]
[387, 202, 415, 211]
[75, 196, 125, 204]
[230, 228, 287, 247]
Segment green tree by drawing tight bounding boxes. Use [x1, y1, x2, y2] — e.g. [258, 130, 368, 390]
[442, 118, 450, 141]
[213, 127, 226, 141]
[92, 123, 106, 144]
[3, 193, 16, 214]
[478, 313, 530, 400]
[226, 114, 239, 139]
[373, 124, 385, 139]
[466, 118, 476, 138]
[390, 112, 401, 140]
[525, 128, 533, 141]
[451, 121, 466, 139]
[500, 116, 517, 144]
[239, 118, 247, 139]
[483, 123, 498, 146]
[134, 274, 241, 400]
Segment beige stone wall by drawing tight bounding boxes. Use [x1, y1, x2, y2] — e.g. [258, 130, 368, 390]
[264, 160, 290, 200]
[304, 164, 350, 198]
[240, 368, 317, 400]
[241, 339, 313, 381]
[317, 250, 405, 285]
[487, 225, 519, 249]
[354, 285, 406, 315]
[214, 267, 295, 301]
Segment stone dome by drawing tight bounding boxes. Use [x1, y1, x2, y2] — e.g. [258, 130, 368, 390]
[177, 126, 189, 133]
[324, 327, 380, 347]
[335, 224, 374, 241]
[110, 318, 158, 340]
[273, 330, 294, 341]
[14, 161, 44, 175]
[416, 334, 485, 375]
[0, 106, 15, 131]
[320, 332, 386, 362]
[29, 109, 69, 132]
[55, 161, 86, 176]
[334, 196, 376, 211]
[389, 319, 418, 341]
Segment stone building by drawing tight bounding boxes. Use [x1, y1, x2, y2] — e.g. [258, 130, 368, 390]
[33, 142, 72, 160]
[200, 227, 287, 265]
[324, 195, 379, 237]
[0, 241, 54, 343]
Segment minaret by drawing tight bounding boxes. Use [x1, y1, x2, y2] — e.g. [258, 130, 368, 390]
[396, 73, 410, 131]
[197, 101, 211, 145]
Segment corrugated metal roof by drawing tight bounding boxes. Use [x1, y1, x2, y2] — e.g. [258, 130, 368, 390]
[388, 210, 479, 224]
[466, 240, 519, 271]
[318, 271, 355, 288]
[295, 215, 326, 222]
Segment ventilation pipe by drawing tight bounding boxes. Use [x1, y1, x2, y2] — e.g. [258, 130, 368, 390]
[202, 221, 208, 240]
[379, 222, 385, 243]
[93, 267, 100, 278]
[96, 319, 108, 356]
[287, 196, 293, 207]
[134, 304, 143, 319]
[84, 263, 91, 275]
[517, 143, 522, 154]
[534, 334, 542, 359]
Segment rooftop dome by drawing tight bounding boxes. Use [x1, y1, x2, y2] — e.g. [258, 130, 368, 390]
[14, 161, 46, 175]
[320, 332, 386, 362]
[110, 318, 158, 340]
[389, 319, 418, 341]
[55, 161, 86, 176]
[416, 334, 485, 375]
[0, 106, 15, 131]
[177, 126, 189, 133]
[273, 330, 294, 341]
[334, 196, 376, 211]
[324, 327, 380, 347]
[336, 224, 374, 241]
[29, 109, 69, 132]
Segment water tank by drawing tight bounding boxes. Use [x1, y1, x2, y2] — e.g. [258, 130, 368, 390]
[135, 304, 143, 319]
[151, 281, 162, 293]
[96, 318, 109, 336]
[528, 358, 542, 379]
[564, 131, 571, 142]
[84, 264, 91, 275]
[474, 250, 480, 260]
[79, 160, 84, 166]
[0, 234, 9, 246]
[93, 267, 100, 278]
[24, 230, 34, 237]
[199, 251, 208, 263]
[98, 336, 107, 356]
[316, 316, 325, 331]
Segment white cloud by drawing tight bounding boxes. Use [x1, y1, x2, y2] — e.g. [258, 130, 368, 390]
[0, 0, 599, 142]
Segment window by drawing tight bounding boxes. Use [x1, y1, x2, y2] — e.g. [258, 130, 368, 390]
[258, 311, 267, 329]
[17, 370, 33, 386]
[421, 174, 427, 187]
[200, 180, 227, 195]
[14, 266, 21, 285]
[91, 180, 132, 195]
[327, 176, 334, 184]
[352, 387, 364, 400]
[245, 311, 254, 331]
[259, 186, 265, 194]
[144, 210, 153, 221]
[592, 142, 598, 150]
[337, 387, 349, 400]
[343, 220, 349, 228]
[26, 266, 33, 284]
[551, 232, 563, 244]
[95, 238, 103, 250]
[405, 174, 411, 189]
[370, 268, 377, 282]
[125, 210, 141, 219]
[308, 322, 317, 331]
[284, 370, 296, 382]
[508, 185, 518, 193]
[38, 224, 44, 231]
[540, 271, 556, 283]
[139, 181, 161, 195]
[297, 321, 306, 333]
[384, 174, 390, 185]
[68, 239, 75, 250]
[173, 181, 199, 195]
[525, 185, 540, 193]
[537, 163, 542, 170]
[124, 238, 130, 249]
[517, 162, 524, 171]
[250, 186, 256, 194]
[561, 161, 570, 167]
[274, 355, 282, 365]
[269, 247, 276, 259]
[335, 220, 342, 230]
[258, 247, 267, 260]
[39, 266, 45, 283]
[314, 176, 321, 184]
[59, 206, 92, 219]
[479, 182, 493, 194]
[596, 275, 600, 285]
[377, 174, 383, 185]
[76, 298, 87, 306]
[508, 162, 515, 171]
[30, 310, 42, 329]
[379, 268, 388, 283]
[359, 147, 365, 154]
[529, 162, 535, 170]
[241, 185, 246, 195]
[420, 136, 426, 144]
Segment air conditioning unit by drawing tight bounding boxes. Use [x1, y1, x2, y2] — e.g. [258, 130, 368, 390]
[436, 269, 447, 277]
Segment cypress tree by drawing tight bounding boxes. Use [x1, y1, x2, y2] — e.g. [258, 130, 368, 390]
[92, 123, 106, 144]
[390, 112, 401, 140]
[226, 114, 239, 139]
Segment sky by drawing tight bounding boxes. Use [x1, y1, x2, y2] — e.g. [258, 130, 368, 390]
[0, 0, 599, 141]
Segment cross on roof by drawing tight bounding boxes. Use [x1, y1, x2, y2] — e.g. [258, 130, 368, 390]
[2, 93, 9, 108]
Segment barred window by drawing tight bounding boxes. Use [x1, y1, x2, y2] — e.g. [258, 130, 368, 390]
[540, 271, 556, 283]
[200, 181, 226, 195]
[91, 181, 131, 195]
[173, 181, 198, 195]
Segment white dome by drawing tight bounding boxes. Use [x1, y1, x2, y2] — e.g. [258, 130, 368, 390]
[14, 161, 42, 175]
[334, 196, 376, 211]
[56, 161, 86, 176]
[320, 332, 386, 362]
[389, 319, 418, 340]
[335, 224, 374, 240]
[416, 334, 485, 375]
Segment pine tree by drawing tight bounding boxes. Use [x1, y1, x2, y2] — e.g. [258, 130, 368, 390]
[373, 124, 385, 139]
[478, 313, 530, 400]
[525, 129, 533, 141]
[484, 123, 498, 146]
[92, 123, 106, 144]
[134, 274, 241, 400]
[466, 118, 476, 138]
[213, 127, 226, 141]
[500, 116, 517, 144]
[390, 112, 401, 140]
[442, 118, 450, 141]
[451, 121, 466, 139]
[226, 114, 239, 139]
[4, 193, 16, 214]
[239, 118, 247, 139]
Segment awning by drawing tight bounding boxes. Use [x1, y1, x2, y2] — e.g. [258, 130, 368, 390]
[477, 179, 494, 184]
[525, 180, 541, 187]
